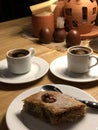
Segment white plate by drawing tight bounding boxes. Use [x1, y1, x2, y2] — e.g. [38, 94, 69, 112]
[6, 84, 98, 130]
[50, 56, 98, 82]
[0, 57, 49, 84]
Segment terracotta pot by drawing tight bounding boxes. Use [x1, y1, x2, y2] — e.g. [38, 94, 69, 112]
[64, 0, 97, 34]
[32, 12, 54, 37]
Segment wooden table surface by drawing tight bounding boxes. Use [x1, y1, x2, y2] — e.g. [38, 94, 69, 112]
[0, 16, 98, 130]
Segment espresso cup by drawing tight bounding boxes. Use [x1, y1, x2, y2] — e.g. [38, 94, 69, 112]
[6, 48, 35, 74]
[67, 45, 98, 73]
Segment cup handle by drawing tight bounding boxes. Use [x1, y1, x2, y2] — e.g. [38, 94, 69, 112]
[89, 55, 98, 69]
[28, 48, 35, 56]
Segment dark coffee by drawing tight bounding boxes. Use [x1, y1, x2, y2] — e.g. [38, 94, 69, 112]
[9, 49, 29, 58]
[70, 48, 89, 55]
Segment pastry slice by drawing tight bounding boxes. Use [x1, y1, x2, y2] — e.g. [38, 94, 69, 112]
[22, 91, 86, 124]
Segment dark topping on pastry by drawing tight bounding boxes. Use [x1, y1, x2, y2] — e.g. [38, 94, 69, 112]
[42, 93, 56, 103]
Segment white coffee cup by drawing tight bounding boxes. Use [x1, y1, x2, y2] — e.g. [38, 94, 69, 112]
[6, 48, 35, 74]
[67, 45, 98, 73]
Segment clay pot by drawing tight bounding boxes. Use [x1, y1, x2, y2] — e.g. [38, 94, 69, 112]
[64, 0, 97, 34]
[32, 12, 54, 37]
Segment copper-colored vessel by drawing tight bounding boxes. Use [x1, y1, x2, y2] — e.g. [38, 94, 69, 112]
[64, 0, 97, 34]
[32, 12, 54, 37]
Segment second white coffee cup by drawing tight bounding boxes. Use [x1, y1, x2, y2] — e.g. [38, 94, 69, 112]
[6, 48, 35, 74]
[67, 46, 98, 73]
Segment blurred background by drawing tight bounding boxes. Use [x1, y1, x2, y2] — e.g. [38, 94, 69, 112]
[0, 0, 46, 22]
[0, 0, 98, 25]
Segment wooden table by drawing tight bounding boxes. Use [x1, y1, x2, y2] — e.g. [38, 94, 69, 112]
[0, 16, 98, 130]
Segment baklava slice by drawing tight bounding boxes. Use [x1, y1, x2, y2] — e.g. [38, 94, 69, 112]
[22, 91, 86, 124]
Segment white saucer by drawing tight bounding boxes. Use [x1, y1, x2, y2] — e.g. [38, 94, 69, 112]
[0, 57, 49, 84]
[50, 56, 98, 82]
[6, 84, 98, 130]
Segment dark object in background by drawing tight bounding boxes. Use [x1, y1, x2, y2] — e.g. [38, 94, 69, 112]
[89, 37, 98, 53]
[53, 28, 66, 43]
[66, 29, 81, 48]
[0, 0, 47, 22]
[39, 27, 53, 44]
